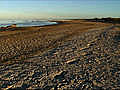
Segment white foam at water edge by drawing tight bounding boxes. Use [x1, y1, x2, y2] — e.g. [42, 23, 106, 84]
[0, 20, 57, 27]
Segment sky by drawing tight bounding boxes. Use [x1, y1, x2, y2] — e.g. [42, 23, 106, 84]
[0, 0, 120, 20]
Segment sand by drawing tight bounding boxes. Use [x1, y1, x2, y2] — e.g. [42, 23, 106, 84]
[0, 20, 110, 63]
[0, 20, 120, 89]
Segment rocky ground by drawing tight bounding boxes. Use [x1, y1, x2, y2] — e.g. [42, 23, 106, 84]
[0, 21, 120, 89]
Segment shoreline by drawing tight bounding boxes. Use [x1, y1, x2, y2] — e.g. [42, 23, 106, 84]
[0, 19, 113, 32]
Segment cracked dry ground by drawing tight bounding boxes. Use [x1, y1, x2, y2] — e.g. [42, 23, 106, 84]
[0, 25, 120, 89]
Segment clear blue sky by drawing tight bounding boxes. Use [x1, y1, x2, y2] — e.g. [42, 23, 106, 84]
[0, 0, 120, 20]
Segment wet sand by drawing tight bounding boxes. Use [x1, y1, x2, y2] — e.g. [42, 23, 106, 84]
[0, 20, 120, 89]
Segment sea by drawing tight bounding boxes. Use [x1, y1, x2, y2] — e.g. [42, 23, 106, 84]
[0, 20, 57, 27]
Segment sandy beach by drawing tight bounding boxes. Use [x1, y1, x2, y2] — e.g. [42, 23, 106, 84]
[0, 20, 111, 62]
[0, 20, 120, 89]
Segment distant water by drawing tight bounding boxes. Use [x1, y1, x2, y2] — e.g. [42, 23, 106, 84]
[0, 20, 57, 27]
